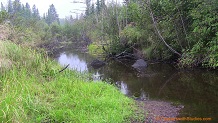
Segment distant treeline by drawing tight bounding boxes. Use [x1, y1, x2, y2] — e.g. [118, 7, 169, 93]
[0, 0, 59, 25]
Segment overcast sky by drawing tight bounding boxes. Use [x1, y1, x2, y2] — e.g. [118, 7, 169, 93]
[0, 0, 123, 18]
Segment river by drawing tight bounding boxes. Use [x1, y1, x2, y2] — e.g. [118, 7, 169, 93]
[54, 47, 218, 122]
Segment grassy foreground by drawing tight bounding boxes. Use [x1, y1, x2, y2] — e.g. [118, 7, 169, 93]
[0, 40, 136, 123]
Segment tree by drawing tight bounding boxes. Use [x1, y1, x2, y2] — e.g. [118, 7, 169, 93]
[42, 13, 46, 20]
[1, 2, 6, 11]
[0, 10, 8, 23]
[96, 0, 106, 14]
[19, 2, 32, 19]
[13, 0, 22, 14]
[7, 0, 13, 14]
[85, 0, 91, 16]
[101, 0, 106, 7]
[25, 3, 31, 16]
[90, 3, 95, 15]
[32, 4, 40, 20]
[45, 4, 59, 25]
[96, 0, 101, 14]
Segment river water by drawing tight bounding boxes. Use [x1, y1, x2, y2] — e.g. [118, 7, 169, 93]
[55, 48, 218, 122]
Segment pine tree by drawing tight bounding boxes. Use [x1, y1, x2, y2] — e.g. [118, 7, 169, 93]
[13, 0, 22, 14]
[45, 4, 59, 25]
[43, 13, 46, 20]
[85, 0, 91, 16]
[96, 0, 101, 14]
[1, 2, 6, 11]
[0, 3, 8, 23]
[32, 4, 40, 20]
[7, 0, 13, 14]
[24, 2, 31, 18]
[101, 0, 106, 8]
[90, 3, 95, 15]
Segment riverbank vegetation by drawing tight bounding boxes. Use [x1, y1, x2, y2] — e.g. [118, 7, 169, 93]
[0, 1, 139, 122]
[63, 0, 218, 68]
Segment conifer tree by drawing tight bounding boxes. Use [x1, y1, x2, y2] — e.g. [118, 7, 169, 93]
[24, 2, 31, 18]
[96, 0, 101, 14]
[7, 0, 13, 14]
[85, 0, 91, 16]
[13, 0, 22, 13]
[45, 4, 59, 25]
[1, 2, 6, 11]
[32, 4, 40, 20]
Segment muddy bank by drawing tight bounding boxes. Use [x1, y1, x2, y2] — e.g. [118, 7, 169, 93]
[133, 100, 184, 123]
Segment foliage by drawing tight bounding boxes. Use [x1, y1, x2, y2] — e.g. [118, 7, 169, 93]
[88, 43, 104, 56]
[52, 0, 217, 68]
[49, 22, 62, 41]
[62, 20, 85, 43]
[77, 0, 218, 68]
[126, 2, 142, 24]
[187, 0, 218, 68]
[0, 10, 8, 23]
[121, 25, 142, 44]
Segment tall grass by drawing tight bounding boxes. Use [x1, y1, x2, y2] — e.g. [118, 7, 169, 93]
[0, 41, 136, 122]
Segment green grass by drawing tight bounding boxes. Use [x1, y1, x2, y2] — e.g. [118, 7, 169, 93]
[0, 41, 136, 123]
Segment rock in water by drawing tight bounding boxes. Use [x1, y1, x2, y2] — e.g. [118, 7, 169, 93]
[90, 59, 106, 69]
[132, 59, 147, 71]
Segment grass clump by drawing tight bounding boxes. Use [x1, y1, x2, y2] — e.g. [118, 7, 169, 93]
[0, 40, 135, 123]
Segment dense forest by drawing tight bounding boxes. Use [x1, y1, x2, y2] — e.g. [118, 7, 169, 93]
[1, 0, 217, 68]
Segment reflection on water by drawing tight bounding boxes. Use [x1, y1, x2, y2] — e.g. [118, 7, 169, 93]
[92, 70, 104, 81]
[56, 49, 218, 122]
[116, 81, 128, 95]
[58, 53, 88, 72]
